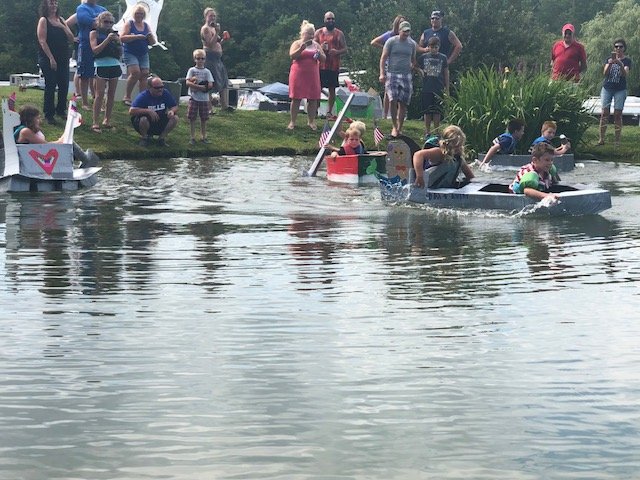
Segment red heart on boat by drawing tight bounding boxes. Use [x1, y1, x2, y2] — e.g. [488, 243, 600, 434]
[29, 148, 59, 175]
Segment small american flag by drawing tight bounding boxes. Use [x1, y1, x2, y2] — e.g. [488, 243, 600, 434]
[373, 123, 385, 146]
[318, 120, 331, 148]
[7, 92, 16, 112]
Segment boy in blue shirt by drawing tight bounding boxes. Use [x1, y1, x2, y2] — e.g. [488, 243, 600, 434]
[480, 118, 525, 166]
[529, 120, 571, 155]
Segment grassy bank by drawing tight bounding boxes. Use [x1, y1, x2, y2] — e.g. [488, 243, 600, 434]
[2, 86, 639, 162]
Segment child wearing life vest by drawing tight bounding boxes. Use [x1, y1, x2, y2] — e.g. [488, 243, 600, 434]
[326, 125, 366, 157]
[510, 142, 560, 201]
[412, 125, 474, 188]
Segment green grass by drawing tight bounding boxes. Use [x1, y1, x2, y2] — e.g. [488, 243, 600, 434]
[2, 86, 639, 163]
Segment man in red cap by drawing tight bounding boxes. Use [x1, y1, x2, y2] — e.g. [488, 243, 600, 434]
[551, 23, 587, 82]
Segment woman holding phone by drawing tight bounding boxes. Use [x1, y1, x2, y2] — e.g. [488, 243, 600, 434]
[287, 20, 325, 130]
[598, 38, 632, 146]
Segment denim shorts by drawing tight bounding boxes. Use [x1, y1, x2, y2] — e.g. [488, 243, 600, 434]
[123, 51, 150, 70]
[601, 87, 627, 111]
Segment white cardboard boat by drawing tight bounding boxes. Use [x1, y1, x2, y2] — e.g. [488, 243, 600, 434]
[1, 98, 100, 192]
[325, 151, 387, 184]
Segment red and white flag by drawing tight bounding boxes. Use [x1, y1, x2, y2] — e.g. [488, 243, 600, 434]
[373, 123, 385, 146]
[318, 120, 331, 148]
[7, 92, 16, 112]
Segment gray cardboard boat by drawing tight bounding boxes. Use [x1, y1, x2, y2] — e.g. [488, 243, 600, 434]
[478, 153, 575, 171]
[381, 136, 610, 216]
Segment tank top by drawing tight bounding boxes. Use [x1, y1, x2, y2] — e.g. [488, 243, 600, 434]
[316, 28, 343, 71]
[421, 27, 452, 58]
[123, 20, 150, 57]
[38, 17, 70, 62]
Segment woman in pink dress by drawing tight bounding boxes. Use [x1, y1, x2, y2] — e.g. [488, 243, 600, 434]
[288, 20, 325, 130]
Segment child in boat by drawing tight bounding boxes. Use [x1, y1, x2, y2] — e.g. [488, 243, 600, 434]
[13, 104, 99, 168]
[412, 125, 475, 188]
[529, 120, 571, 155]
[509, 142, 560, 201]
[480, 118, 525, 166]
[326, 125, 366, 157]
[186, 48, 215, 145]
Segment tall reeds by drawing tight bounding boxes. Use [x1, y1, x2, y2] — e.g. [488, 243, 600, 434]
[445, 67, 592, 155]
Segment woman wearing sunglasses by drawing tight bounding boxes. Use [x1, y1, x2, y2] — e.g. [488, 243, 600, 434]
[598, 38, 632, 147]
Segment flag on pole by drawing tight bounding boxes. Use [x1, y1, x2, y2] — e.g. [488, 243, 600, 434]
[7, 92, 16, 112]
[373, 121, 385, 146]
[318, 120, 331, 148]
[61, 95, 83, 144]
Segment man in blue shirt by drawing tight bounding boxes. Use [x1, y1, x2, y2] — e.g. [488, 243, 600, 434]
[129, 76, 179, 147]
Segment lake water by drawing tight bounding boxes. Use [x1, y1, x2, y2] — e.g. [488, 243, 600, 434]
[1, 156, 639, 479]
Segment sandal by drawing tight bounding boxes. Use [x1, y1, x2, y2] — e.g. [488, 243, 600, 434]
[101, 123, 114, 130]
[91, 125, 102, 134]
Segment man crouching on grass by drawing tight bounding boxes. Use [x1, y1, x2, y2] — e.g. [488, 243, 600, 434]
[129, 76, 179, 147]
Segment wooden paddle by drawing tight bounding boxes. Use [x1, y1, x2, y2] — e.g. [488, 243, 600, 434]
[306, 93, 355, 177]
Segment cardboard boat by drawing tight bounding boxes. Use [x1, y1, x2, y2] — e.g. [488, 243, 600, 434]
[325, 151, 387, 184]
[1, 98, 100, 192]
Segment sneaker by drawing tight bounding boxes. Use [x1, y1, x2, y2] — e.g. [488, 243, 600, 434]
[158, 138, 168, 147]
[225, 106, 235, 113]
[45, 117, 58, 125]
[138, 137, 149, 147]
[201, 138, 210, 144]
[189, 138, 196, 146]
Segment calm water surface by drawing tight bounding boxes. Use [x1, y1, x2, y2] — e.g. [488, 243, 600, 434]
[1, 156, 639, 479]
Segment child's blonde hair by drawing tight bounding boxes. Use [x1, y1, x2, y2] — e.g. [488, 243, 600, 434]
[439, 125, 466, 161]
[349, 121, 366, 136]
[344, 126, 362, 138]
[542, 120, 557, 131]
[193, 48, 206, 60]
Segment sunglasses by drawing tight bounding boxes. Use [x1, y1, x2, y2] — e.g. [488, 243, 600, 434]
[614, 44, 624, 48]
[195, 57, 206, 60]
[152, 85, 164, 89]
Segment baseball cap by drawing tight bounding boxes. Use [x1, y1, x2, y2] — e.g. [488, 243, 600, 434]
[431, 10, 443, 19]
[399, 21, 411, 32]
[562, 23, 575, 34]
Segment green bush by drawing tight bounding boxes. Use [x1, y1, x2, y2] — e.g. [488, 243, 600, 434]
[445, 67, 593, 156]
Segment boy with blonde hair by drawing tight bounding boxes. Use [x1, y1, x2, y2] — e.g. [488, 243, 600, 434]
[185, 48, 214, 144]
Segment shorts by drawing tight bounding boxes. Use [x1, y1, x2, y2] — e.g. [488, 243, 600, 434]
[385, 73, 413, 105]
[601, 87, 627, 111]
[77, 43, 95, 78]
[187, 98, 210, 121]
[96, 65, 122, 79]
[320, 69, 339, 89]
[421, 90, 443, 115]
[131, 113, 169, 136]
[123, 51, 150, 70]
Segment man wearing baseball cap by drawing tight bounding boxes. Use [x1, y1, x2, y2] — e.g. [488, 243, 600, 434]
[417, 10, 462, 65]
[551, 23, 587, 82]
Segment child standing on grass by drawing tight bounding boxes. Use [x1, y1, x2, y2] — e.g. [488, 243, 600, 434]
[419, 36, 449, 138]
[185, 49, 214, 145]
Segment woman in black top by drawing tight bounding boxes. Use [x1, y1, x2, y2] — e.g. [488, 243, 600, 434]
[37, 0, 75, 125]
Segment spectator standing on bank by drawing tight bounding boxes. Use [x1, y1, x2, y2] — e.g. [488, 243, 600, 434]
[129, 76, 179, 147]
[76, 0, 106, 109]
[551, 23, 587, 82]
[314, 11, 347, 118]
[417, 10, 462, 65]
[598, 38, 631, 146]
[120, 4, 155, 106]
[371, 15, 406, 119]
[186, 49, 214, 145]
[37, 0, 75, 125]
[201, 8, 233, 112]
[379, 21, 417, 138]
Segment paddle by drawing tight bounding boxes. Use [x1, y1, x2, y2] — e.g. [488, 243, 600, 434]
[306, 92, 355, 177]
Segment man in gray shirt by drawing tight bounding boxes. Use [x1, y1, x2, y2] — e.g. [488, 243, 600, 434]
[379, 21, 417, 137]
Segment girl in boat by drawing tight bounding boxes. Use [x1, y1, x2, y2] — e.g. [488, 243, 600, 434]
[14, 104, 99, 168]
[412, 125, 474, 188]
